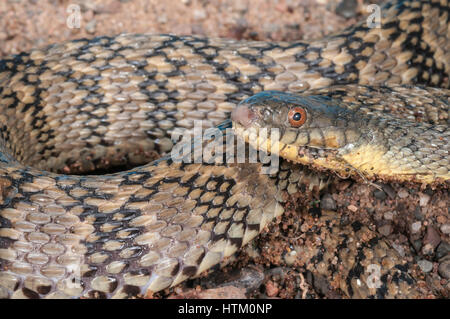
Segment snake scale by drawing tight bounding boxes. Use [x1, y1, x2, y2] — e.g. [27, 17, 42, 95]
[0, 0, 449, 299]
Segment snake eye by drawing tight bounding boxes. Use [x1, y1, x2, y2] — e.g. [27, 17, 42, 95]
[288, 107, 307, 127]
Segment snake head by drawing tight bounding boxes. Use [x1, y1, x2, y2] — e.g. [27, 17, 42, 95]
[231, 91, 378, 178]
[232, 91, 364, 150]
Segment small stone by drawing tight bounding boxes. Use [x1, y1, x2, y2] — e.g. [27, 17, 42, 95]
[440, 224, 450, 235]
[414, 206, 424, 220]
[335, 0, 358, 18]
[392, 243, 405, 257]
[193, 9, 207, 21]
[85, 19, 97, 34]
[412, 239, 422, 253]
[284, 249, 297, 266]
[437, 216, 446, 224]
[226, 268, 265, 293]
[378, 224, 392, 237]
[418, 260, 433, 273]
[438, 260, 450, 279]
[157, 14, 167, 24]
[381, 184, 396, 199]
[93, 1, 122, 14]
[373, 189, 386, 200]
[418, 193, 430, 207]
[265, 281, 279, 297]
[411, 221, 422, 234]
[309, 273, 330, 296]
[347, 205, 358, 212]
[423, 225, 441, 251]
[320, 193, 336, 211]
[384, 211, 394, 220]
[202, 267, 264, 294]
[436, 242, 450, 260]
[397, 188, 409, 199]
[336, 180, 352, 191]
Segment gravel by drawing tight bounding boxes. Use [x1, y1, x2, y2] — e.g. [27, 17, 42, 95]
[378, 224, 393, 237]
[418, 260, 433, 273]
[441, 224, 450, 235]
[419, 193, 431, 206]
[397, 188, 409, 199]
[383, 211, 395, 220]
[423, 225, 441, 253]
[335, 0, 358, 18]
[373, 189, 387, 200]
[438, 259, 450, 279]
[411, 221, 422, 234]
[436, 242, 450, 260]
[320, 193, 337, 211]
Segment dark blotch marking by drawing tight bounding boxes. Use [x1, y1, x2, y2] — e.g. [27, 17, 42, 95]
[182, 266, 197, 277]
[22, 287, 40, 299]
[89, 290, 107, 299]
[36, 285, 52, 295]
[122, 284, 141, 297]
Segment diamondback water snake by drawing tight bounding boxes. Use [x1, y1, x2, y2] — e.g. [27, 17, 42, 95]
[0, 0, 449, 298]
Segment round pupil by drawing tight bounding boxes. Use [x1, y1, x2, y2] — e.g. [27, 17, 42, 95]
[293, 112, 302, 121]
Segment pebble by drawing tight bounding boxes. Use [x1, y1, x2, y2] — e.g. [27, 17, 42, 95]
[265, 281, 279, 297]
[320, 193, 336, 211]
[440, 224, 450, 235]
[373, 189, 387, 200]
[422, 226, 441, 255]
[85, 19, 97, 34]
[232, 268, 265, 293]
[438, 260, 450, 279]
[284, 249, 297, 266]
[211, 267, 265, 293]
[157, 14, 167, 24]
[423, 225, 441, 250]
[378, 224, 393, 237]
[347, 204, 358, 212]
[397, 188, 409, 199]
[436, 215, 446, 224]
[335, 0, 358, 18]
[392, 243, 405, 257]
[411, 221, 422, 234]
[436, 242, 450, 260]
[193, 9, 207, 21]
[418, 260, 433, 273]
[383, 211, 394, 220]
[92, 1, 122, 14]
[412, 239, 422, 253]
[381, 186, 395, 201]
[414, 206, 424, 220]
[307, 273, 330, 296]
[418, 193, 430, 207]
[336, 180, 352, 191]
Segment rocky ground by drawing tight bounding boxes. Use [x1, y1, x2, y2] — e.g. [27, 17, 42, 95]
[0, 0, 448, 299]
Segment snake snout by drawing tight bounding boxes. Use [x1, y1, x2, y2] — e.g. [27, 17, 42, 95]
[231, 104, 258, 128]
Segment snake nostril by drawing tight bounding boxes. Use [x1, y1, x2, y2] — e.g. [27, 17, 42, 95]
[231, 104, 258, 128]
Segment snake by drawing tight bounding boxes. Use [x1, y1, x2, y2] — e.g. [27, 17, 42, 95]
[0, 0, 449, 299]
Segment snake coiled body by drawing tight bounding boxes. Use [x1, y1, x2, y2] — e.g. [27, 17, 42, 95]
[0, 0, 449, 298]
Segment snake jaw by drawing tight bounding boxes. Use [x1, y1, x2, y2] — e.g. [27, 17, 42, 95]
[231, 103, 259, 129]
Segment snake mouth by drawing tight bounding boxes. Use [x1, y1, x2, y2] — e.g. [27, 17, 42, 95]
[231, 103, 259, 129]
